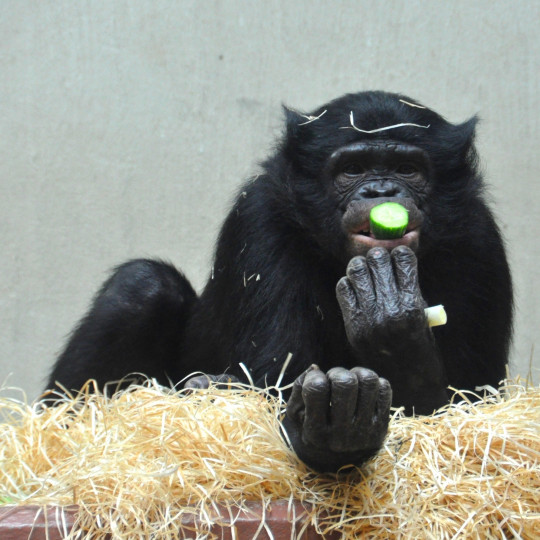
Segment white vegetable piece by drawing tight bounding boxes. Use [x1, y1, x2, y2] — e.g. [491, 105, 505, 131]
[424, 305, 447, 327]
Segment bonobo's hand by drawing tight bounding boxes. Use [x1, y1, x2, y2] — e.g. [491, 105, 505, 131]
[337, 246, 430, 350]
[184, 373, 241, 390]
[336, 246, 449, 414]
[282, 365, 392, 472]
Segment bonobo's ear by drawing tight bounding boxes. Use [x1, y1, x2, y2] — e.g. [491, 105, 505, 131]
[430, 114, 479, 172]
[281, 105, 318, 167]
[283, 105, 306, 143]
[451, 115, 479, 162]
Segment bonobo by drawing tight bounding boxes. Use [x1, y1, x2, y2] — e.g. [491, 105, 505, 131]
[46, 91, 513, 472]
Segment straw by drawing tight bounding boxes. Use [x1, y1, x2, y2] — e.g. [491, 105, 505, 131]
[1, 378, 538, 539]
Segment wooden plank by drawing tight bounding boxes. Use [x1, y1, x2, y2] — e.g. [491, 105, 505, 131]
[0, 502, 340, 539]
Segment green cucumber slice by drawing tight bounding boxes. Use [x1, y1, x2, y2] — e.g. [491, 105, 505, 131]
[369, 202, 409, 240]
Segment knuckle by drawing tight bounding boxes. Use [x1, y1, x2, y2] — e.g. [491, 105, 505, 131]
[351, 367, 379, 386]
[392, 245, 415, 260]
[327, 367, 356, 386]
[392, 247, 418, 273]
[378, 377, 392, 394]
[302, 371, 328, 395]
[401, 291, 417, 305]
[184, 375, 210, 390]
[291, 374, 306, 394]
[367, 247, 391, 264]
[346, 256, 369, 279]
[336, 278, 355, 305]
[348, 255, 367, 268]
[336, 276, 350, 294]
[383, 299, 402, 317]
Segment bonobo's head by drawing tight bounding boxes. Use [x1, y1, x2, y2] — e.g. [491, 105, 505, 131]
[327, 140, 427, 257]
[276, 91, 481, 263]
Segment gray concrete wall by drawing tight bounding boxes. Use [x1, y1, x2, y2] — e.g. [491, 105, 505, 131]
[1, 0, 539, 401]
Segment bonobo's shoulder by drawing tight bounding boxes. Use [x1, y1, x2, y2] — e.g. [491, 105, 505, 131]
[222, 173, 286, 228]
[234, 171, 289, 203]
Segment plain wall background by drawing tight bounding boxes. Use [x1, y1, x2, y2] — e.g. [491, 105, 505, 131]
[1, 0, 539, 402]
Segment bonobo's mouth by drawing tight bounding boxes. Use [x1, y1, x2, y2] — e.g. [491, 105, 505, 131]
[343, 198, 423, 257]
[349, 226, 420, 253]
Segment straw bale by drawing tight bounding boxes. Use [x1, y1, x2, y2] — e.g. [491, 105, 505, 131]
[0, 379, 538, 539]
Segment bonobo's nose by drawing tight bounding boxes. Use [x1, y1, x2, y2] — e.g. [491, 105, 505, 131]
[358, 180, 408, 199]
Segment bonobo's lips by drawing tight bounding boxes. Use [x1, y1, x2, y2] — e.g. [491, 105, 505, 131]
[343, 198, 423, 256]
[349, 228, 420, 253]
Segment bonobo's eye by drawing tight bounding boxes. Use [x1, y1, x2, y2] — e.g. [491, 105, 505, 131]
[396, 163, 419, 176]
[341, 162, 365, 177]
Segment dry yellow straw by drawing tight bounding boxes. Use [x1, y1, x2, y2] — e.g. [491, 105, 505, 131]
[0, 378, 539, 539]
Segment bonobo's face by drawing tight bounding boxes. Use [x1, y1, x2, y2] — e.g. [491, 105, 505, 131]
[327, 140, 431, 258]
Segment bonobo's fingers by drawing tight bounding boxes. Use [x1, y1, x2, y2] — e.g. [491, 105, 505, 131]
[287, 365, 317, 421]
[366, 248, 399, 314]
[376, 376, 392, 422]
[391, 246, 423, 308]
[302, 367, 330, 444]
[351, 367, 392, 421]
[336, 257, 376, 338]
[350, 367, 381, 424]
[183, 373, 240, 390]
[327, 367, 359, 427]
[345, 256, 376, 307]
[184, 375, 211, 390]
[336, 276, 358, 318]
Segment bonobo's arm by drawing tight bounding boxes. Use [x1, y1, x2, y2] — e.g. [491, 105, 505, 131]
[282, 246, 448, 472]
[336, 246, 449, 414]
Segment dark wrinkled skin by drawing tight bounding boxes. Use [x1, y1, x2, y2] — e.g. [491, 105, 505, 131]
[46, 91, 513, 473]
[336, 247, 449, 413]
[282, 365, 392, 471]
[184, 373, 241, 390]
